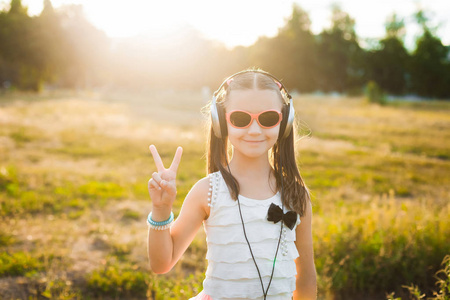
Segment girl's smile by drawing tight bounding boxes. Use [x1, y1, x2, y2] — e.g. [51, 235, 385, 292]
[243, 139, 265, 143]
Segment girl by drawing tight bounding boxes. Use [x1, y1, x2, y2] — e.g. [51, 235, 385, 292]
[147, 69, 316, 300]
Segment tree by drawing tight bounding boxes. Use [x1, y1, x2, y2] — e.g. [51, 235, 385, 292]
[55, 4, 110, 88]
[410, 10, 449, 98]
[411, 30, 449, 98]
[32, 0, 68, 85]
[0, 0, 44, 90]
[0, 0, 66, 91]
[9, 0, 27, 15]
[365, 13, 409, 95]
[249, 4, 317, 92]
[277, 4, 317, 92]
[316, 5, 364, 93]
[385, 12, 406, 40]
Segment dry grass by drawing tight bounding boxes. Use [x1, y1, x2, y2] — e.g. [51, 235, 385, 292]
[0, 90, 449, 299]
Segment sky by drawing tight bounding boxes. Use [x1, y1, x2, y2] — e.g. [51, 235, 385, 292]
[2, 0, 449, 49]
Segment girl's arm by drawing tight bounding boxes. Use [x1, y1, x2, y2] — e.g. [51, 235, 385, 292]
[147, 145, 209, 274]
[148, 177, 209, 274]
[293, 200, 317, 300]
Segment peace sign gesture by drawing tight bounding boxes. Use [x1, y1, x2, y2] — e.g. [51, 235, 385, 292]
[148, 145, 183, 211]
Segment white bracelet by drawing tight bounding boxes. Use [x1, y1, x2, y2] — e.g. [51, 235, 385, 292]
[148, 221, 173, 230]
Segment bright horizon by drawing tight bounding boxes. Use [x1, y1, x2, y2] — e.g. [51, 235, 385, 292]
[2, 0, 449, 49]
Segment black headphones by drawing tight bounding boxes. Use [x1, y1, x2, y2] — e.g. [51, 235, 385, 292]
[210, 70, 295, 140]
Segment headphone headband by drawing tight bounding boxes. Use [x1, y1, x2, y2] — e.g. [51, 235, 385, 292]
[213, 70, 292, 102]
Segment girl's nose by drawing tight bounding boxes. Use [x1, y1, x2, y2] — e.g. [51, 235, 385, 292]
[247, 119, 262, 134]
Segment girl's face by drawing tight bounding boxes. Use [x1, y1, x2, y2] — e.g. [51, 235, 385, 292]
[225, 89, 283, 159]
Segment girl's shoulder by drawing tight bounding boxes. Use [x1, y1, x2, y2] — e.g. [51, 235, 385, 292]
[191, 172, 221, 190]
[186, 172, 223, 215]
[189, 176, 210, 198]
[185, 173, 221, 214]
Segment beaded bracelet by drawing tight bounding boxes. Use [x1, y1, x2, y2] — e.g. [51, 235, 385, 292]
[147, 211, 174, 230]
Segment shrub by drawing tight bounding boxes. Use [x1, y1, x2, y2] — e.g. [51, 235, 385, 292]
[365, 80, 387, 105]
[315, 196, 450, 298]
[0, 252, 44, 277]
[87, 261, 149, 298]
[387, 255, 450, 299]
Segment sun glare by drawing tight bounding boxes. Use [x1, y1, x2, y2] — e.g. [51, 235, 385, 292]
[85, 1, 186, 38]
[10, 0, 450, 48]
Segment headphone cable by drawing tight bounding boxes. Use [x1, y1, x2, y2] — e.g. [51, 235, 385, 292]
[227, 163, 283, 299]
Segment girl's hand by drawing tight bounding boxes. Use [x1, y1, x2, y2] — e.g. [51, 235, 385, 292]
[148, 145, 183, 211]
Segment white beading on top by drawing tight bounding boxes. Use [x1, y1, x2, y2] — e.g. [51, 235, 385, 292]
[207, 172, 220, 207]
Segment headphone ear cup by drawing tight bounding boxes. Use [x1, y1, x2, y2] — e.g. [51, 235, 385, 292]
[210, 97, 222, 138]
[279, 99, 295, 139]
[278, 105, 288, 140]
[217, 102, 227, 138]
[210, 97, 227, 138]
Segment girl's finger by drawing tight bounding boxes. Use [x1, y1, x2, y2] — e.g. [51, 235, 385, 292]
[169, 146, 183, 172]
[152, 172, 162, 184]
[149, 145, 165, 172]
[148, 178, 160, 190]
[160, 180, 177, 195]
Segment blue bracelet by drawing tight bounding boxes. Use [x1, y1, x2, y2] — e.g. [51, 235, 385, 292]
[147, 211, 174, 227]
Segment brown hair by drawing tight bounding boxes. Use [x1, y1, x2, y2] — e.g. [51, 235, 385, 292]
[206, 69, 310, 216]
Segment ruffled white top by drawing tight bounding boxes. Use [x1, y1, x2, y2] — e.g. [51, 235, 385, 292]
[202, 171, 301, 300]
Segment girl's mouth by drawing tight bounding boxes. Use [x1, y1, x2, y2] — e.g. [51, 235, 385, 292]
[244, 140, 264, 143]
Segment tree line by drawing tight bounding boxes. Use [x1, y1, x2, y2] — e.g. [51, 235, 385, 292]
[0, 0, 449, 99]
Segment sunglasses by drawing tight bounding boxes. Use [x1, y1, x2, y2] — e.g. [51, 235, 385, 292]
[225, 110, 282, 129]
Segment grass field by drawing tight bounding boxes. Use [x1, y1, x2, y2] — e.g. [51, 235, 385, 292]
[0, 89, 449, 299]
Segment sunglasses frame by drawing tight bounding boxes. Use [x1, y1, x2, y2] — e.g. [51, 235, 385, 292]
[225, 109, 283, 129]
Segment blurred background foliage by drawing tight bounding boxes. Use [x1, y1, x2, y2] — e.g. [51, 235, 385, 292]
[0, 0, 449, 98]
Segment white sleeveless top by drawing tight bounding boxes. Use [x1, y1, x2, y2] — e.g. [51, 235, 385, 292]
[202, 171, 300, 300]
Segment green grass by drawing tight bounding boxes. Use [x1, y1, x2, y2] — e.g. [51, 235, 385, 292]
[0, 90, 449, 299]
[0, 230, 15, 247]
[87, 260, 150, 298]
[0, 251, 47, 277]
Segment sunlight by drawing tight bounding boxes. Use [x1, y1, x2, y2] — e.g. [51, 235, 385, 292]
[84, 0, 292, 47]
[7, 0, 450, 48]
[15, 0, 293, 48]
[178, 0, 292, 48]
[85, 1, 185, 38]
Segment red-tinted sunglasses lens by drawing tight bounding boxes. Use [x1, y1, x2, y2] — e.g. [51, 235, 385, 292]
[258, 111, 281, 127]
[229, 111, 281, 128]
[229, 111, 251, 127]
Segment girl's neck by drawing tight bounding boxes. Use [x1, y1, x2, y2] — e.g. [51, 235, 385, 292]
[228, 152, 272, 178]
[228, 151, 277, 199]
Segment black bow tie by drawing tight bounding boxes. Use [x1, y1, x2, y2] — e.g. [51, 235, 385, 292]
[267, 203, 297, 230]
